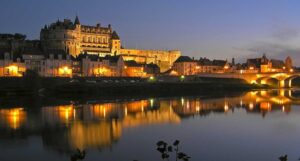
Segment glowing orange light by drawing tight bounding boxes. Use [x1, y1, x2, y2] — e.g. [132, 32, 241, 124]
[0, 108, 26, 129]
[59, 66, 72, 77]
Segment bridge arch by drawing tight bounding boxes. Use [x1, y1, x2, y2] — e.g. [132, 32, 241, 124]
[257, 77, 283, 87]
[285, 75, 300, 88]
[256, 73, 300, 88]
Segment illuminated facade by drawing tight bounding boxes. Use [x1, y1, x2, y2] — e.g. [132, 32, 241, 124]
[43, 54, 73, 77]
[122, 60, 147, 77]
[40, 16, 112, 57]
[172, 56, 198, 75]
[40, 16, 181, 72]
[0, 52, 26, 77]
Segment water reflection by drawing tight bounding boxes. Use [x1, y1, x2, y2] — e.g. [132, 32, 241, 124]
[0, 89, 299, 155]
[0, 108, 26, 129]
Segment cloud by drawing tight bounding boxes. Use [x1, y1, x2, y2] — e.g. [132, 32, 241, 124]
[272, 27, 299, 41]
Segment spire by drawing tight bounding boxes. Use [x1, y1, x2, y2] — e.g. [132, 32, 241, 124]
[74, 15, 80, 25]
[111, 31, 120, 40]
[232, 57, 235, 65]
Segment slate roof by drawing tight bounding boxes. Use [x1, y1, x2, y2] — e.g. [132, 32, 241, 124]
[271, 59, 285, 69]
[103, 55, 120, 63]
[198, 58, 227, 66]
[247, 58, 263, 68]
[111, 31, 120, 40]
[76, 53, 101, 61]
[212, 60, 227, 66]
[198, 58, 213, 66]
[124, 60, 143, 67]
[45, 49, 74, 60]
[174, 56, 194, 63]
[145, 63, 160, 69]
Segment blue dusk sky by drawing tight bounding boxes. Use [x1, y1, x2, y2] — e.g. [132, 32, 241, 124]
[1, 0, 300, 65]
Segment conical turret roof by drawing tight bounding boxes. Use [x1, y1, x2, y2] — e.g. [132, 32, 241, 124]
[74, 15, 80, 25]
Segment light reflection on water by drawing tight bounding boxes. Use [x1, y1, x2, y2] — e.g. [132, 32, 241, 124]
[0, 89, 300, 161]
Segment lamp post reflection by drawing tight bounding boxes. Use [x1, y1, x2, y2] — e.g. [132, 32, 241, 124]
[0, 108, 26, 129]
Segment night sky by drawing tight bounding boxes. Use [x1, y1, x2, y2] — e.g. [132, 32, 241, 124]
[1, 0, 300, 65]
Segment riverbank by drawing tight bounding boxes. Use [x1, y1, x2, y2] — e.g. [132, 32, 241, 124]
[0, 77, 267, 97]
[50, 82, 263, 97]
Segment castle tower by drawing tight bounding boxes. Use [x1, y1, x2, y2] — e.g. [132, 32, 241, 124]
[73, 15, 81, 56]
[285, 56, 293, 70]
[74, 15, 80, 26]
[111, 31, 121, 55]
[261, 53, 268, 64]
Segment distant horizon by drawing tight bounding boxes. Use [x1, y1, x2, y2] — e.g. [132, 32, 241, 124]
[1, 0, 300, 65]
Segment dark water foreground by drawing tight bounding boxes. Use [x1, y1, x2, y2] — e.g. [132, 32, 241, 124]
[0, 89, 300, 161]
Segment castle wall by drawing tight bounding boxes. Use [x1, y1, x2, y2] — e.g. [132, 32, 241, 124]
[119, 49, 180, 72]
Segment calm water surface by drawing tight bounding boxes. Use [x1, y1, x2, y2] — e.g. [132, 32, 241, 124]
[1, 89, 300, 161]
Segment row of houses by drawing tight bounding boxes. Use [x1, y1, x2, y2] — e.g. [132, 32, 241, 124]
[0, 49, 160, 77]
[169, 56, 231, 75]
[170, 54, 294, 76]
[0, 47, 295, 78]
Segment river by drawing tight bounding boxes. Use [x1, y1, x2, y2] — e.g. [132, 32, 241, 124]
[0, 89, 300, 161]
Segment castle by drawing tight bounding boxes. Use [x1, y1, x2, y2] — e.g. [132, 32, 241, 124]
[40, 16, 181, 71]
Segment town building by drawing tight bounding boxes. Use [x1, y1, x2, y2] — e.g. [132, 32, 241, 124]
[144, 63, 160, 76]
[198, 58, 230, 73]
[172, 56, 231, 75]
[245, 54, 293, 73]
[122, 60, 146, 77]
[0, 51, 25, 77]
[172, 56, 198, 75]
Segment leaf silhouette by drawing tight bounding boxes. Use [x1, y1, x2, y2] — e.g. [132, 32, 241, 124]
[157, 141, 166, 146]
[161, 153, 170, 159]
[173, 140, 180, 146]
[157, 147, 166, 153]
[278, 154, 288, 161]
[177, 152, 187, 159]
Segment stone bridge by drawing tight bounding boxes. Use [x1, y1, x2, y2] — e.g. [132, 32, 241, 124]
[197, 72, 300, 88]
